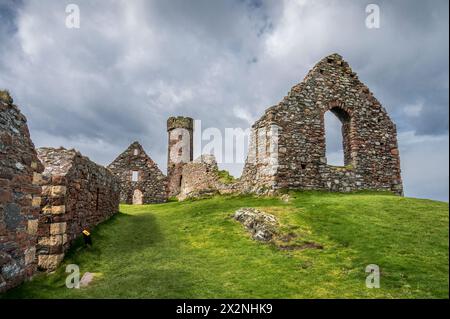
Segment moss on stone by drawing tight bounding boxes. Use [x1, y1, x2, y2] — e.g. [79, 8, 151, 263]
[167, 116, 194, 131]
[0, 90, 13, 104]
[217, 170, 236, 185]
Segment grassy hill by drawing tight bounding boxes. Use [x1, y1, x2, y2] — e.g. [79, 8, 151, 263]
[2, 191, 448, 299]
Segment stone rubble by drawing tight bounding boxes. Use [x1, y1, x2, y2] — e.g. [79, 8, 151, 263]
[234, 208, 279, 242]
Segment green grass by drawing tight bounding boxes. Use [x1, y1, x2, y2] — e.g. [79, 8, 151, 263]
[2, 191, 448, 299]
[217, 169, 236, 184]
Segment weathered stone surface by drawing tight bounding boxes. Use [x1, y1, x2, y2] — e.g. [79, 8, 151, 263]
[37, 254, 64, 271]
[234, 208, 278, 241]
[51, 186, 67, 197]
[4, 203, 22, 230]
[0, 91, 43, 293]
[36, 147, 120, 271]
[27, 219, 39, 235]
[49, 222, 66, 235]
[108, 141, 167, 204]
[24, 247, 36, 265]
[178, 154, 239, 201]
[167, 117, 194, 197]
[240, 54, 403, 195]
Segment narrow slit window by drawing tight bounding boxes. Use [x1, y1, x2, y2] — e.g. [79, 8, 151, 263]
[131, 171, 139, 182]
[96, 188, 100, 211]
[325, 110, 345, 166]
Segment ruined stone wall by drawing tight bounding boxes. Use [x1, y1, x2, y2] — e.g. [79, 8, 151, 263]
[107, 141, 167, 204]
[167, 117, 194, 197]
[240, 124, 281, 194]
[241, 54, 403, 195]
[36, 148, 120, 270]
[0, 91, 43, 292]
[178, 155, 238, 201]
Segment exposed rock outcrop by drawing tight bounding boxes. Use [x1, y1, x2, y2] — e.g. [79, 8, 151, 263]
[234, 208, 278, 242]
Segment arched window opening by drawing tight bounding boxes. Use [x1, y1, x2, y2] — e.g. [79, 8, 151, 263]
[324, 107, 351, 166]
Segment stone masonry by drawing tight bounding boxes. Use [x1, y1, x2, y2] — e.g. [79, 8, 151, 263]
[0, 91, 44, 292]
[240, 53, 403, 195]
[167, 117, 194, 197]
[36, 147, 120, 271]
[178, 154, 238, 201]
[107, 141, 167, 204]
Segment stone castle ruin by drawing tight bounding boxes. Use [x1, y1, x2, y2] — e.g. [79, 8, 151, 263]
[239, 53, 403, 195]
[166, 54, 403, 198]
[0, 53, 403, 292]
[108, 141, 167, 204]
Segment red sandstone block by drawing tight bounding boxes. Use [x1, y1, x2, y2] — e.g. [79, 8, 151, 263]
[0, 189, 12, 203]
[52, 175, 66, 184]
[0, 178, 10, 187]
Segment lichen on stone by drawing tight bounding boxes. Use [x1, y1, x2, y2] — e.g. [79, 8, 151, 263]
[0, 90, 13, 105]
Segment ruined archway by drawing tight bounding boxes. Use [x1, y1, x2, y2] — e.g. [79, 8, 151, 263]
[132, 189, 143, 205]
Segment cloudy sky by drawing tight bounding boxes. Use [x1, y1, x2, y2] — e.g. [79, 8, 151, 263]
[0, 0, 448, 201]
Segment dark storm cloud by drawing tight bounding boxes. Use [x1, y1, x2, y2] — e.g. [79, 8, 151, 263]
[0, 0, 448, 200]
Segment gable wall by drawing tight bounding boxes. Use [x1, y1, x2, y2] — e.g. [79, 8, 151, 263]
[241, 54, 403, 195]
[108, 142, 167, 204]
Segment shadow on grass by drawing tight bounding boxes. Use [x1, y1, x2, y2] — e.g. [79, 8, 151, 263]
[2, 211, 172, 298]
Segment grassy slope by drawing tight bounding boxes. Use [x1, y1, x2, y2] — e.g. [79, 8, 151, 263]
[3, 191, 448, 299]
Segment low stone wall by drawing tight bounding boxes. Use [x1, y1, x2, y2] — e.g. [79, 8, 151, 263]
[178, 155, 238, 201]
[0, 91, 44, 293]
[36, 147, 120, 271]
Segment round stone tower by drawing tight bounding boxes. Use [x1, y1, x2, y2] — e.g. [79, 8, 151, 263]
[167, 116, 194, 196]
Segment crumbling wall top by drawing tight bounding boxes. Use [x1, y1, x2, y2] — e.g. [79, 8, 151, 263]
[36, 147, 79, 178]
[167, 116, 194, 131]
[0, 90, 14, 105]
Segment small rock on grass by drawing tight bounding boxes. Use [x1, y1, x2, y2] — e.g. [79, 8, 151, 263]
[234, 208, 278, 241]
